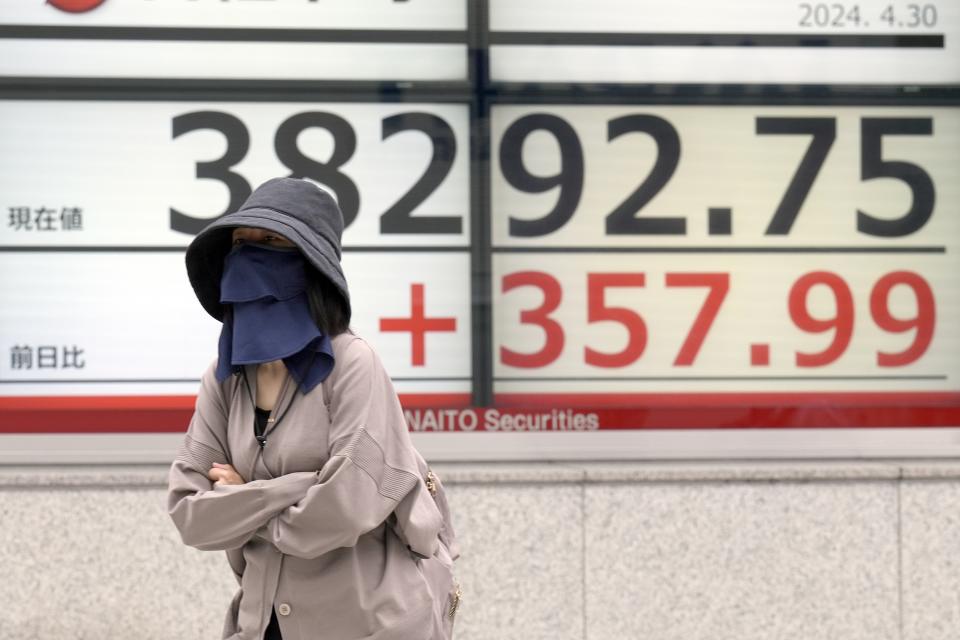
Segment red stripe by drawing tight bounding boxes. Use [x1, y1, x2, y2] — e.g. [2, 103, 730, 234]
[494, 392, 960, 408]
[0, 396, 198, 410]
[0, 392, 957, 433]
[395, 394, 472, 409]
[580, 405, 960, 429]
[404, 404, 960, 431]
[0, 393, 472, 433]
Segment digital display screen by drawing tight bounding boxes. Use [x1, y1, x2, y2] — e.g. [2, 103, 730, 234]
[0, 0, 957, 461]
[0, 0, 468, 81]
[489, 0, 960, 84]
[0, 100, 473, 396]
[490, 104, 960, 395]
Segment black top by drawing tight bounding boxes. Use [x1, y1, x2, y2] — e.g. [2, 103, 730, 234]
[254, 406, 271, 439]
[253, 405, 283, 640]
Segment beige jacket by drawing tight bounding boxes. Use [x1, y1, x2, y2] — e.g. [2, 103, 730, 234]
[167, 333, 448, 640]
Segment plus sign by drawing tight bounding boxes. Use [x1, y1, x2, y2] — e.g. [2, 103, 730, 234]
[380, 283, 456, 366]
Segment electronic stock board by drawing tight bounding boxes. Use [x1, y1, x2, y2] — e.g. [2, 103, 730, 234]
[1, 0, 958, 461]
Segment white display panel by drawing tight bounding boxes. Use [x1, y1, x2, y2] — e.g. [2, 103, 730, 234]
[489, 104, 960, 400]
[491, 0, 946, 32]
[0, 100, 471, 247]
[491, 105, 960, 247]
[1, 0, 465, 29]
[0, 41, 466, 81]
[0, 252, 219, 396]
[492, 253, 960, 394]
[0, 251, 471, 397]
[0, 99, 474, 422]
[489, 0, 960, 84]
[0, 0, 467, 80]
[1, 3, 958, 463]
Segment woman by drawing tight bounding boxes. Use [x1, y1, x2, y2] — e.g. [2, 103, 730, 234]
[167, 177, 459, 640]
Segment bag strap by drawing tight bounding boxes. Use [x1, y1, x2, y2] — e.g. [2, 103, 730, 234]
[321, 362, 459, 561]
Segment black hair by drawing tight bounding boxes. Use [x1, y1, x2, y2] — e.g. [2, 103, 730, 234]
[305, 266, 350, 336]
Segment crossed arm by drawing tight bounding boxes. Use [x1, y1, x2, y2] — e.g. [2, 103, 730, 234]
[167, 341, 441, 559]
[168, 435, 423, 559]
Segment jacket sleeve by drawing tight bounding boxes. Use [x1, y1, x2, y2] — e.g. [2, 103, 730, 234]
[256, 337, 443, 560]
[167, 361, 319, 551]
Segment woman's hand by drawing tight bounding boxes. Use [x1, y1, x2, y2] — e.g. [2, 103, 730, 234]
[208, 462, 246, 486]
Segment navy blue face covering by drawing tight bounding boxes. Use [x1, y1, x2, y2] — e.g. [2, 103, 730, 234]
[215, 243, 335, 393]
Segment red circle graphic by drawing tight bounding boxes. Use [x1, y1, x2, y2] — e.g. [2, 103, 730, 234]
[48, 0, 107, 13]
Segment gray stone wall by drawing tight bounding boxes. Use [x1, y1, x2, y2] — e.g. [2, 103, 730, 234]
[2, 461, 959, 639]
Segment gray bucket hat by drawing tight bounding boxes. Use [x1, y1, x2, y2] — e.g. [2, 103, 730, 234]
[185, 177, 350, 322]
